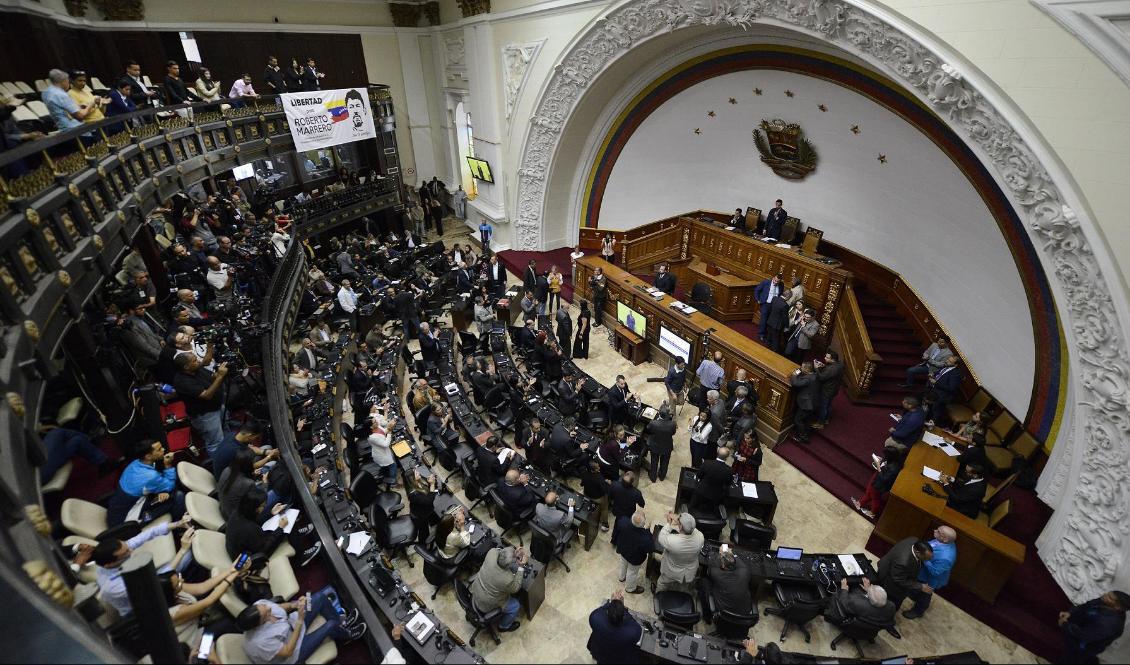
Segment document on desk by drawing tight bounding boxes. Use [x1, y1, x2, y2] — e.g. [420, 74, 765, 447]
[741, 482, 759, 499]
[940, 444, 962, 457]
[837, 554, 864, 576]
[498, 448, 514, 464]
[345, 532, 371, 556]
[921, 466, 943, 482]
[922, 432, 946, 446]
[262, 508, 300, 533]
[405, 610, 436, 643]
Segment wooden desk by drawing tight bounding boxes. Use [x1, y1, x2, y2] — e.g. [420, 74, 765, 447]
[575, 256, 798, 443]
[614, 324, 648, 364]
[683, 258, 758, 321]
[873, 440, 1026, 603]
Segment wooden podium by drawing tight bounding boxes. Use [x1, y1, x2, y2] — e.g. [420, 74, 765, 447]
[614, 325, 648, 365]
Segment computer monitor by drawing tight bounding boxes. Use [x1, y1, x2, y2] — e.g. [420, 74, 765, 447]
[466, 156, 495, 183]
[658, 324, 691, 361]
[231, 163, 255, 180]
[776, 546, 803, 560]
[616, 302, 646, 336]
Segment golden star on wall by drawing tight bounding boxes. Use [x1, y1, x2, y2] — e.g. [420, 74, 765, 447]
[851, 125, 861, 134]
[877, 154, 888, 164]
[753, 88, 762, 95]
[728, 97, 737, 104]
[694, 128, 701, 134]
[707, 110, 715, 117]
[784, 90, 794, 97]
[818, 104, 827, 112]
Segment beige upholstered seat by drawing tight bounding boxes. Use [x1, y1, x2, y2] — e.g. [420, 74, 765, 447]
[178, 461, 218, 495]
[61, 498, 108, 539]
[41, 461, 73, 494]
[186, 492, 225, 531]
[212, 557, 300, 617]
[216, 616, 337, 664]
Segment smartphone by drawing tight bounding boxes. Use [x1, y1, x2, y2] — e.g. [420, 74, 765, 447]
[197, 632, 215, 662]
[305, 592, 312, 611]
[234, 552, 250, 570]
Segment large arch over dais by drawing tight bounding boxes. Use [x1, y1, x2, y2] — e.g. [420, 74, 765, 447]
[512, 0, 1130, 605]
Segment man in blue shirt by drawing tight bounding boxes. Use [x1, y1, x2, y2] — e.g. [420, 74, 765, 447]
[903, 525, 957, 619]
[885, 396, 927, 452]
[587, 589, 642, 664]
[478, 220, 493, 255]
[106, 440, 186, 527]
[695, 351, 725, 409]
[41, 69, 91, 131]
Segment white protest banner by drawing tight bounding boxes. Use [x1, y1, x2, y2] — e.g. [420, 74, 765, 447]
[282, 87, 376, 151]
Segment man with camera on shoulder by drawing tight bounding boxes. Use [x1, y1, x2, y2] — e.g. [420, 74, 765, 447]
[172, 353, 230, 454]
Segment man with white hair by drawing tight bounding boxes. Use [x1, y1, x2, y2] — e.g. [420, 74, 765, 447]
[657, 511, 705, 592]
[42, 69, 93, 131]
[833, 576, 896, 625]
[175, 289, 203, 319]
[470, 546, 529, 633]
[613, 509, 652, 594]
[904, 525, 958, 619]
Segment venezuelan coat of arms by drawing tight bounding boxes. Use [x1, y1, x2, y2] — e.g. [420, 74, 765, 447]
[752, 119, 818, 180]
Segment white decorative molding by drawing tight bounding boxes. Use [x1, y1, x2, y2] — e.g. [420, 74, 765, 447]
[513, 0, 1130, 611]
[443, 33, 469, 86]
[1033, 0, 1130, 88]
[502, 39, 546, 122]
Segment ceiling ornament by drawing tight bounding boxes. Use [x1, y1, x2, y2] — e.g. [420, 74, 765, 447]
[513, 0, 1130, 606]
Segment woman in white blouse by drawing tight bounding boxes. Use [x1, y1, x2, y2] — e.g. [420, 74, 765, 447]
[368, 415, 399, 489]
[689, 408, 713, 469]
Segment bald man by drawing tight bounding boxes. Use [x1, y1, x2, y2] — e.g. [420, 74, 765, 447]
[904, 525, 957, 619]
[175, 289, 203, 319]
[533, 491, 575, 545]
[496, 468, 538, 519]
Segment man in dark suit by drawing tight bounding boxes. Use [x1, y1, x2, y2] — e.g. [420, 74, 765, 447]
[790, 362, 819, 443]
[654, 263, 677, 295]
[885, 397, 927, 451]
[940, 464, 988, 519]
[765, 289, 791, 353]
[471, 364, 498, 404]
[587, 591, 643, 664]
[607, 472, 645, 542]
[515, 318, 537, 353]
[691, 447, 733, 516]
[729, 207, 746, 232]
[548, 417, 588, 476]
[753, 274, 783, 342]
[496, 468, 538, 519]
[814, 351, 844, 428]
[487, 255, 507, 296]
[555, 308, 573, 359]
[426, 404, 456, 455]
[520, 417, 552, 475]
[475, 436, 510, 488]
[523, 260, 538, 294]
[454, 262, 474, 293]
[534, 272, 549, 316]
[876, 537, 933, 610]
[556, 372, 584, 417]
[644, 405, 676, 483]
[831, 577, 896, 625]
[1059, 591, 1130, 664]
[293, 338, 328, 371]
[927, 356, 963, 425]
[418, 322, 440, 365]
[702, 547, 754, 622]
[706, 390, 727, 460]
[393, 286, 419, 339]
[763, 199, 788, 239]
[605, 375, 633, 426]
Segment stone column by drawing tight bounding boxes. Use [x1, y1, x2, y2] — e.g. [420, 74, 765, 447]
[463, 20, 509, 250]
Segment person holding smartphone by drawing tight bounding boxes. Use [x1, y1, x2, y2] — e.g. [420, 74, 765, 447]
[237, 585, 366, 663]
[158, 566, 242, 643]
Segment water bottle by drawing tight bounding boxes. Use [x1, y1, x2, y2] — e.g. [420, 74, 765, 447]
[157, 383, 176, 395]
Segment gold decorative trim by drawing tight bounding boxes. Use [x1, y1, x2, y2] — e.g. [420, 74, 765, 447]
[6, 392, 26, 417]
[25, 209, 40, 227]
[23, 320, 40, 342]
[57, 270, 72, 287]
[117, 210, 125, 221]
[151, 177, 160, 186]
[67, 183, 80, 197]
[96, 166, 106, 177]
[92, 235, 104, 250]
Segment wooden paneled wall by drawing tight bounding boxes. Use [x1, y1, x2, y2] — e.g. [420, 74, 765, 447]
[0, 10, 367, 92]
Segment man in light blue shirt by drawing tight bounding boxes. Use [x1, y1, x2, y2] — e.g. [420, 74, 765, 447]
[41, 69, 87, 131]
[106, 440, 186, 527]
[91, 516, 192, 616]
[903, 525, 957, 619]
[695, 350, 725, 408]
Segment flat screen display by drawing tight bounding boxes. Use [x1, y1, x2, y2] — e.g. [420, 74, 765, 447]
[466, 156, 494, 183]
[776, 547, 803, 561]
[616, 302, 646, 336]
[658, 324, 691, 361]
[232, 163, 255, 180]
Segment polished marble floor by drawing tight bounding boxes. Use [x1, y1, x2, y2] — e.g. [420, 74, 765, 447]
[359, 229, 1043, 663]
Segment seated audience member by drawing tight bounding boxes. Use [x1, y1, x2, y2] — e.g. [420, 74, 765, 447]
[91, 516, 192, 617]
[927, 355, 963, 425]
[425, 403, 456, 455]
[657, 511, 705, 592]
[607, 471, 645, 542]
[106, 440, 185, 527]
[194, 68, 222, 101]
[852, 446, 903, 519]
[435, 507, 472, 561]
[532, 491, 575, 545]
[470, 546, 529, 633]
[38, 425, 113, 482]
[885, 397, 926, 452]
[690, 446, 733, 516]
[938, 464, 988, 519]
[587, 589, 643, 664]
[901, 336, 954, 387]
[158, 567, 241, 643]
[237, 585, 366, 663]
[218, 448, 271, 520]
[228, 74, 260, 102]
[703, 546, 754, 621]
[226, 489, 320, 566]
[210, 421, 276, 481]
[830, 576, 896, 625]
[496, 468, 538, 519]
[519, 417, 552, 475]
[613, 510, 652, 595]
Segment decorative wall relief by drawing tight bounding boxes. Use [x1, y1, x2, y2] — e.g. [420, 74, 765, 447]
[444, 34, 469, 87]
[513, 0, 1130, 606]
[503, 40, 546, 122]
[752, 118, 818, 180]
[457, 0, 490, 17]
[389, 3, 423, 27]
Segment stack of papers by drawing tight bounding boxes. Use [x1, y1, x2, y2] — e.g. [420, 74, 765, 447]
[837, 554, 864, 576]
[939, 444, 962, 457]
[345, 532, 371, 556]
[921, 466, 943, 482]
[444, 383, 459, 395]
[498, 448, 515, 464]
[406, 611, 437, 643]
[741, 482, 759, 499]
[922, 432, 946, 446]
[263, 508, 300, 533]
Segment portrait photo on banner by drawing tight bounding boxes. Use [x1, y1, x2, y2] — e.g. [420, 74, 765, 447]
[282, 88, 377, 151]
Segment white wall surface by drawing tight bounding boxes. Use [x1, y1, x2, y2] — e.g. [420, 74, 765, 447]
[360, 33, 417, 180]
[599, 69, 1036, 415]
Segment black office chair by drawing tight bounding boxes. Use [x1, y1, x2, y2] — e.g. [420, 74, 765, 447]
[731, 519, 776, 551]
[488, 488, 531, 546]
[414, 544, 467, 599]
[528, 520, 572, 573]
[653, 590, 701, 631]
[455, 578, 502, 647]
[829, 616, 897, 658]
[583, 400, 609, 432]
[458, 330, 480, 354]
[690, 282, 713, 314]
[350, 469, 405, 518]
[460, 457, 494, 517]
[711, 607, 759, 640]
[485, 389, 517, 435]
[694, 514, 727, 542]
[436, 439, 476, 485]
[762, 580, 826, 643]
[370, 504, 418, 567]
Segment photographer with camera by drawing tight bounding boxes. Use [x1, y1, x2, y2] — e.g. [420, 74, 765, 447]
[206, 256, 235, 308]
[172, 353, 230, 454]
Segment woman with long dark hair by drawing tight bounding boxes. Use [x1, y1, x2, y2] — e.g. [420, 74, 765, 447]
[157, 567, 240, 643]
[573, 300, 592, 359]
[730, 428, 763, 482]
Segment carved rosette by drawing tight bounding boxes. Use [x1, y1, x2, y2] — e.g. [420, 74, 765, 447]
[514, 0, 1130, 601]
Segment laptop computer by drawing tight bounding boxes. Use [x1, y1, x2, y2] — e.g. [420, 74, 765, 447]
[775, 546, 807, 578]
